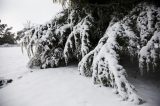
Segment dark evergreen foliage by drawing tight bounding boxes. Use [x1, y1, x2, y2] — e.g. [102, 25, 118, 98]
[0, 20, 16, 45]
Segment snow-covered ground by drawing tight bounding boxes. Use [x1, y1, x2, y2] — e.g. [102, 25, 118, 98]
[0, 47, 28, 79]
[0, 47, 159, 106]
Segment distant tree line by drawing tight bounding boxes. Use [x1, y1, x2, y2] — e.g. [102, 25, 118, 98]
[0, 20, 16, 45]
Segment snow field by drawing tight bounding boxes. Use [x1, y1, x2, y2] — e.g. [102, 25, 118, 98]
[0, 47, 160, 106]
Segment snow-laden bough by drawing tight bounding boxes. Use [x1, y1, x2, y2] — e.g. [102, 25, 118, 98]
[79, 3, 160, 104]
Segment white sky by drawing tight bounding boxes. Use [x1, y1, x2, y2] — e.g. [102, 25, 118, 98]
[0, 0, 62, 32]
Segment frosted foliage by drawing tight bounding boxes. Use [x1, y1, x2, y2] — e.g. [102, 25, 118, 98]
[20, 9, 94, 68]
[64, 14, 94, 64]
[79, 3, 160, 104]
[136, 4, 160, 74]
[20, 10, 72, 68]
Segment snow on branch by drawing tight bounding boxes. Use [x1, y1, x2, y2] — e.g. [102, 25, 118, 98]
[20, 10, 72, 68]
[64, 14, 94, 64]
[79, 3, 160, 104]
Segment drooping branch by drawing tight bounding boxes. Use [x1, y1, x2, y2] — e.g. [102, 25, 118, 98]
[79, 3, 160, 104]
[64, 14, 94, 64]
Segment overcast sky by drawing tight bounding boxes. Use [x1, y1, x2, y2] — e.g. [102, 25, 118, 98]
[0, 0, 62, 32]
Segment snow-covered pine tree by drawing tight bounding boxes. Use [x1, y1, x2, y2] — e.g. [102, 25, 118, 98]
[20, 8, 103, 68]
[79, 2, 160, 104]
[19, 0, 160, 104]
[20, 10, 70, 68]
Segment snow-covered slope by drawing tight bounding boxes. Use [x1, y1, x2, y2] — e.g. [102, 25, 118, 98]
[0, 47, 160, 106]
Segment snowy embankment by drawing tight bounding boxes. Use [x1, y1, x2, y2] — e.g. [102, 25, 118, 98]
[0, 47, 160, 106]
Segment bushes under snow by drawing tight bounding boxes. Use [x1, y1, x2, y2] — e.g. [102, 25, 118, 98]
[20, 8, 100, 68]
[19, 2, 160, 104]
[79, 3, 160, 104]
